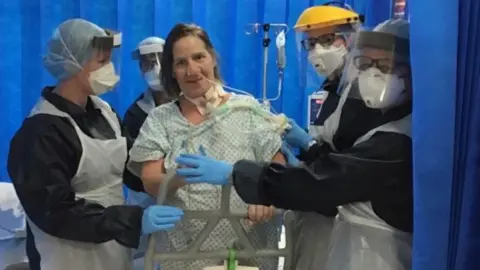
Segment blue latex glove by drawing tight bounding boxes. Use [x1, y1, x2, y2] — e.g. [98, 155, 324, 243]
[281, 142, 300, 167]
[141, 205, 184, 235]
[283, 118, 313, 150]
[175, 146, 233, 185]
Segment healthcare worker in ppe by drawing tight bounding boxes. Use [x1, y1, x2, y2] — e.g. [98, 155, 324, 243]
[7, 19, 184, 270]
[124, 37, 171, 269]
[174, 19, 413, 270]
[295, 2, 363, 131]
[282, 3, 364, 269]
[124, 36, 170, 141]
[124, 36, 171, 215]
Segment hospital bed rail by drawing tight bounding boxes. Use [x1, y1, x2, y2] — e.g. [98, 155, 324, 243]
[144, 172, 295, 270]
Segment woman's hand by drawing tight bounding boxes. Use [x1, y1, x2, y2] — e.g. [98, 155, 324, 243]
[246, 205, 276, 225]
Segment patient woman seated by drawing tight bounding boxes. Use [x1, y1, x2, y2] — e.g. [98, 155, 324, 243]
[128, 23, 286, 270]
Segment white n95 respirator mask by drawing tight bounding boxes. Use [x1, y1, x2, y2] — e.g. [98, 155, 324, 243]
[144, 65, 164, 91]
[89, 62, 120, 96]
[308, 44, 348, 77]
[358, 67, 407, 109]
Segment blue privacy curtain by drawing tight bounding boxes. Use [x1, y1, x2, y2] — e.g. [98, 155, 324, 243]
[0, 0, 378, 181]
[409, 0, 457, 268]
[411, 0, 480, 269]
[448, 1, 480, 269]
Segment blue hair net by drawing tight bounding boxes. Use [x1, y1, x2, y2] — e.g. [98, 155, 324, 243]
[43, 18, 107, 81]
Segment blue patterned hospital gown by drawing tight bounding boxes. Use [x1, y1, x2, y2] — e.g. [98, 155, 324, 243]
[129, 94, 283, 270]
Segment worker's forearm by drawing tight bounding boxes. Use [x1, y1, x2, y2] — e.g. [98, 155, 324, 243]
[231, 160, 271, 206]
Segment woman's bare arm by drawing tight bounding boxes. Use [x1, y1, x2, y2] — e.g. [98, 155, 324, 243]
[271, 151, 286, 164]
[141, 159, 186, 197]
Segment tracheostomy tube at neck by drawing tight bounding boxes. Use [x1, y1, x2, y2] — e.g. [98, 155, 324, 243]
[198, 77, 291, 135]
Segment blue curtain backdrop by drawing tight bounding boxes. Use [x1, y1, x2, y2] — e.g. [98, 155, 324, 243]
[411, 0, 480, 269]
[448, 1, 480, 269]
[7, 0, 480, 269]
[409, 0, 457, 268]
[0, 0, 391, 182]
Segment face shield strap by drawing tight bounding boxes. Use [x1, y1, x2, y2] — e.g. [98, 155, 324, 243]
[91, 29, 122, 51]
[356, 31, 410, 60]
[132, 43, 164, 60]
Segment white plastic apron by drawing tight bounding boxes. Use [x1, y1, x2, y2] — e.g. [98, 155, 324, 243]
[324, 107, 413, 270]
[291, 86, 350, 270]
[27, 96, 132, 270]
[292, 212, 334, 270]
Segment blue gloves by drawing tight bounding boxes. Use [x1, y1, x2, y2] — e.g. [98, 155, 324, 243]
[175, 147, 233, 185]
[141, 205, 184, 235]
[283, 118, 313, 150]
[281, 142, 300, 167]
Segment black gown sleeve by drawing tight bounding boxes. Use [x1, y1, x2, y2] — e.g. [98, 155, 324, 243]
[115, 110, 145, 193]
[123, 102, 148, 141]
[298, 141, 334, 165]
[8, 115, 144, 248]
[232, 132, 412, 215]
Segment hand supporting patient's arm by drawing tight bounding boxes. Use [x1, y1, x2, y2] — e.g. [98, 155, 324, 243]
[141, 159, 186, 197]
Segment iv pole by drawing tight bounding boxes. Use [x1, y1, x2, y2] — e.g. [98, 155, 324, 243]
[261, 24, 270, 105]
[245, 23, 288, 111]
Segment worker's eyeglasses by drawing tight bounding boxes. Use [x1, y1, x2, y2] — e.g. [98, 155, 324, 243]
[301, 34, 340, 50]
[353, 56, 399, 74]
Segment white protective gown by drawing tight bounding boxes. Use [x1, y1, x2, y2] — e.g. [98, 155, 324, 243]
[322, 84, 412, 270]
[26, 96, 132, 270]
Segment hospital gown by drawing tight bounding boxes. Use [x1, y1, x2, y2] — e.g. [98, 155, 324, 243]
[129, 94, 283, 270]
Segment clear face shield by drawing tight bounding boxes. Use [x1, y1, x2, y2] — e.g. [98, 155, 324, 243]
[296, 23, 359, 86]
[88, 29, 122, 95]
[338, 30, 411, 110]
[92, 29, 122, 66]
[132, 43, 164, 91]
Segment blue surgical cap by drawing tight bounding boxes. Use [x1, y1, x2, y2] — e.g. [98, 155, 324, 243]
[43, 18, 107, 81]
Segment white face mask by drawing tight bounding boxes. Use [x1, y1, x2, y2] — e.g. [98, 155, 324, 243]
[308, 44, 347, 77]
[88, 62, 120, 96]
[358, 67, 407, 109]
[143, 65, 163, 91]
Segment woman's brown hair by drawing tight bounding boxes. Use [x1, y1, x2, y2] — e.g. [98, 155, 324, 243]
[161, 23, 222, 98]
